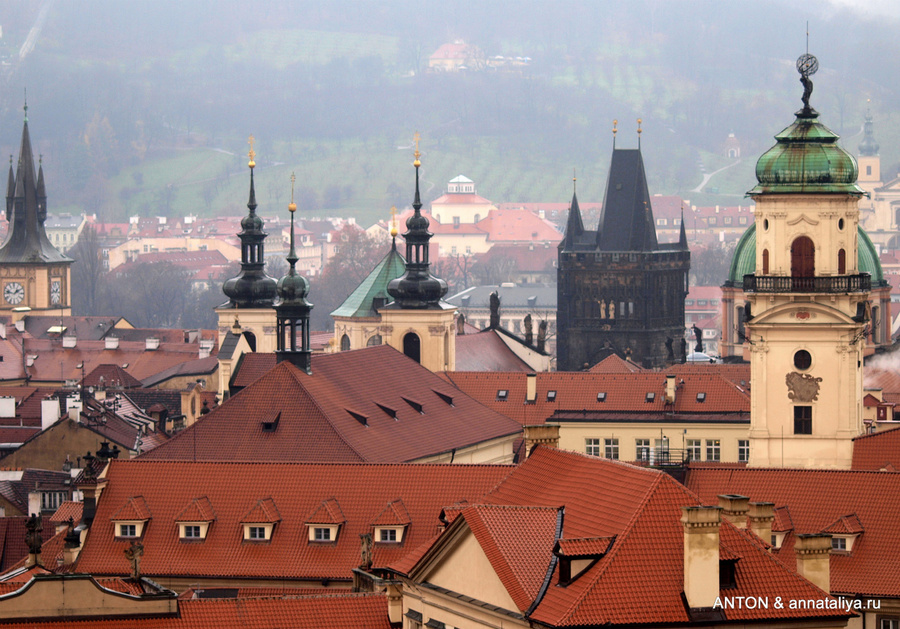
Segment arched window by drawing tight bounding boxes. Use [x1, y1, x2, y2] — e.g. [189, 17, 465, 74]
[403, 333, 421, 363]
[762, 249, 769, 275]
[366, 335, 382, 346]
[340, 334, 350, 351]
[838, 249, 846, 275]
[791, 236, 815, 290]
[243, 331, 257, 352]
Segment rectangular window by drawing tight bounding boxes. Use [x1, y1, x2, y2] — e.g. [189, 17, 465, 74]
[636, 439, 650, 461]
[249, 526, 267, 540]
[708, 217, 717, 226]
[585, 438, 601, 457]
[183, 525, 202, 539]
[706, 439, 721, 462]
[604, 438, 619, 460]
[686, 439, 702, 461]
[739, 216, 748, 225]
[118, 524, 137, 538]
[832, 537, 847, 551]
[738, 440, 750, 462]
[380, 528, 397, 542]
[450, 246, 457, 254]
[880, 619, 899, 629]
[724, 216, 733, 225]
[314, 527, 331, 541]
[40, 491, 66, 512]
[794, 406, 812, 434]
[465, 246, 471, 254]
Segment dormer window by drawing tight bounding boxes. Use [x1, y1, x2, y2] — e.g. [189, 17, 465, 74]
[182, 525, 202, 539]
[697, 392, 707, 403]
[645, 392, 655, 403]
[241, 497, 280, 543]
[117, 523, 138, 538]
[111, 496, 151, 540]
[376, 527, 406, 543]
[547, 391, 557, 402]
[832, 537, 847, 552]
[314, 527, 332, 541]
[245, 524, 273, 541]
[496, 390, 509, 401]
[306, 497, 345, 544]
[372, 499, 410, 545]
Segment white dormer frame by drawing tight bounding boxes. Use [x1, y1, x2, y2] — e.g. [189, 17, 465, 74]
[374, 525, 407, 544]
[307, 524, 340, 543]
[114, 520, 147, 539]
[831, 534, 858, 553]
[243, 523, 274, 542]
[771, 532, 787, 550]
[178, 521, 211, 541]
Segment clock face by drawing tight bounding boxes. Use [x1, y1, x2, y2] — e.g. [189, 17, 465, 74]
[50, 280, 61, 305]
[4, 282, 24, 305]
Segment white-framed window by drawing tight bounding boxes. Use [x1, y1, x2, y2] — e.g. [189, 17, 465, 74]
[636, 439, 650, 461]
[314, 527, 331, 541]
[249, 526, 267, 540]
[183, 525, 202, 539]
[585, 438, 601, 457]
[41, 491, 67, 512]
[118, 523, 137, 538]
[880, 618, 898, 629]
[832, 537, 847, 551]
[604, 438, 619, 460]
[706, 439, 721, 462]
[738, 440, 750, 462]
[380, 528, 397, 542]
[686, 439, 701, 461]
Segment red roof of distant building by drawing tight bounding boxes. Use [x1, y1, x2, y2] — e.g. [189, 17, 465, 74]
[851, 425, 900, 470]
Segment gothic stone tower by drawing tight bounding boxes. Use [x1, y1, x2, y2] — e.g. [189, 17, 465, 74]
[745, 55, 867, 469]
[557, 139, 690, 371]
[0, 106, 73, 316]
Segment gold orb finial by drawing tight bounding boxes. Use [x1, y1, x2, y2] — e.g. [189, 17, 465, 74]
[288, 172, 297, 212]
[637, 118, 642, 135]
[390, 205, 398, 237]
[248, 135, 256, 169]
[613, 119, 618, 136]
[413, 132, 421, 167]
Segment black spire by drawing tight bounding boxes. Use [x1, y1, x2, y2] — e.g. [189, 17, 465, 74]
[386, 135, 448, 308]
[595, 147, 658, 252]
[0, 108, 71, 264]
[275, 174, 313, 373]
[678, 206, 688, 248]
[559, 174, 585, 250]
[221, 137, 277, 308]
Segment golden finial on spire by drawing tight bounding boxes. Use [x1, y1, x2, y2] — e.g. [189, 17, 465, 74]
[390, 205, 398, 237]
[637, 118, 642, 135]
[413, 132, 421, 168]
[248, 135, 256, 169]
[613, 119, 617, 137]
[288, 172, 297, 212]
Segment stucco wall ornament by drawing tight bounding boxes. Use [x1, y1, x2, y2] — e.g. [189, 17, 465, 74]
[786, 371, 822, 402]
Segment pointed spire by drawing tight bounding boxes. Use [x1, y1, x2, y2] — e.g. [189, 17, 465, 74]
[5, 156, 13, 222]
[679, 205, 688, 248]
[560, 171, 585, 250]
[859, 103, 879, 157]
[36, 155, 46, 224]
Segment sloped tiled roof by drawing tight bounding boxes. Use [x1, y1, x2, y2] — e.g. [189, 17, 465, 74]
[50, 501, 83, 525]
[175, 497, 215, 523]
[305, 498, 343, 525]
[822, 514, 864, 535]
[852, 425, 900, 470]
[556, 536, 614, 557]
[371, 499, 410, 526]
[75, 460, 512, 581]
[441, 371, 750, 426]
[143, 345, 522, 463]
[686, 466, 900, 598]
[0, 516, 52, 571]
[454, 330, 535, 372]
[83, 365, 143, 389]
[0, 591, 392, 629]
[399, 447, 849, 626]
[110, 496, 151, 521]
[243, 498, 281, 524]
[587, 355, 645, 373]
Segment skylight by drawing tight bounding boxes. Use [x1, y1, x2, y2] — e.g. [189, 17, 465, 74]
[496, 390, 509, 401]
[597, 392, 607, 402]
[645, 392, 655, 403]
[547, 391, 557, 402]
[697, 392, 707, 403]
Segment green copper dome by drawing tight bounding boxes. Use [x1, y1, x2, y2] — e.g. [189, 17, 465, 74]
[726, 223, 884, 287]
[749, 110, 864, 196]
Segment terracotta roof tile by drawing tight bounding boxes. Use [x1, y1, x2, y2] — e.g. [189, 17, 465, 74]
[455, 330, 535, 372]
[822, 514, 864, 535]
[175, 497, 216, 523]
[50, 501, 83, 525]
[687, 467, 900, 598]
[371, 499, 410, 526]
[243, 498, 281, 524]
[110, 496, 151, 521]
[306, 498, 343, 525]
[852, 425, 900, 470]
[556, 536, 614, 557]
[587, 355, 645, 373]
[75, 460, 512, 581]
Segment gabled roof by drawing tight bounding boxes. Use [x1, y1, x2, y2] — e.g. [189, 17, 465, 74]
[306, 498, 344, 525]
[243, 498, 280, 524]
[144, 345, 521, 463]
[83, 364, 143, 389]
[175, 497, 215, 523]
[397, 447, 848, 626]
[587, 354, 646, 373]
[822, 514, 864, 535]
[686, 466, 900, 598]
[75, 460, 512, 581]
[372, 499, 411, 526]
[110, 496, 151, 521]
[331, 245, 406, 318]
[50, 501, 83, 526]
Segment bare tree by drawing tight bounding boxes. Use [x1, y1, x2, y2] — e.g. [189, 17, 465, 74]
[68, 226, 105, 315]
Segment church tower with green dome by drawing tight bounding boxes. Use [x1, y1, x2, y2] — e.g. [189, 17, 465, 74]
[743, 54, 869, 469]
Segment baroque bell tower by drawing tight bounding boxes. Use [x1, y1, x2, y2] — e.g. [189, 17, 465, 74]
[0, 103, 73, 316]
[745, 54, 867, 469]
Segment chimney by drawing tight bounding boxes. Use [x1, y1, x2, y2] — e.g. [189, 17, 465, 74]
[145, 337, 160, 351]
[0, 322, 6, 339]
[27, 492, 41, 518]
[62, 335, 77, 348]
[717, 495, 749, 529]
[681, 506, 721, 609]
[795, 534, 831, 593]
[665, 374, 677, 404]
[105, 337, 119, 350]
[15, 319, 25, 333]
[523, 425, 560, 455]
[526, 373, 537, 403]
[41, 398, 60, 430]
[0, 397, 14, 418]
[199, 339, 215, 359]
[748, 502, 775, 545]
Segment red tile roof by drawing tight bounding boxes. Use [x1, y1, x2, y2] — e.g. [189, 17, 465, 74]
[454, 330, 535, 372]
[145, 345, 521, 463]
[686, 466, 900, 598]
[0, 591, 392, 629]
[175, 497, 215, 523]
[371, 499, 410, 526]
[431, 192, 494, 206]
[243, 497, 281, 524]
[478, 209, 562, 244]
[306, 498, 343, 525]
[852, 425, 900, 470]
[399, 447, 849, 625]
[50, 501, 83, 525]
[75, 460, 512, 582]
[110, 496, 151, 521]
[441, 371, 750, 425]
[587, 355, 645, 373]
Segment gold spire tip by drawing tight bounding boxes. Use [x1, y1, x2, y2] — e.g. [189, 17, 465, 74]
[612, 119, 617, 135]
[288, 172, 297, 212]
[248, 135, 256, 169]
[390, 206, 398, 237]
[413, 132, 421, 167]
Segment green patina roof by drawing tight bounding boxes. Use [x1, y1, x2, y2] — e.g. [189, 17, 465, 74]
[748, 111, 864, 196]
[727, 223, 884, 286]
[331, 245, 407, 318]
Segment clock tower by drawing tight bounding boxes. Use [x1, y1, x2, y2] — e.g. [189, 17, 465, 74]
[745, 55, 867, 469]
[0, 105, 73, 316]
